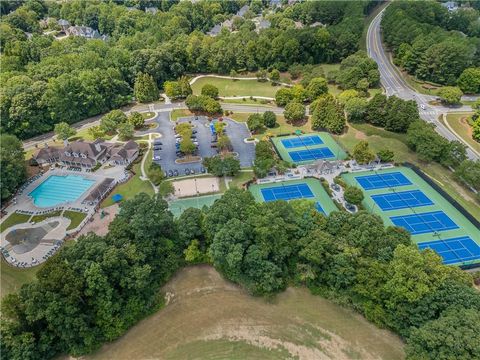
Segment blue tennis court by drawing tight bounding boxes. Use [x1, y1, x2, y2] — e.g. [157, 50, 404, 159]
[315, 202, 325, 214]
[390, 211, 458, 235]
[371, 190, 434, 211]
[418, 236, 480, 265]
[281, 135, 323, 148]
[261, 183, 314, 202]
[289, 147, 335, 162]
[355, 172, 412, 190]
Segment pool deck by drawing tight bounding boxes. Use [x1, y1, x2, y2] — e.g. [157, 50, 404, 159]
[0, 165, 129, 268]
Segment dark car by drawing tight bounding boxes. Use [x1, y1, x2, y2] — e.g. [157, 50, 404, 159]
[185, 168, 190, 175]
[173, 169, 179, 176]
[168, 170, 173, 177]
[201, 167, 206, 173]
[192, 130, 197, 134]
[153, 140, 163, 145]
[153, 146, 162, 151]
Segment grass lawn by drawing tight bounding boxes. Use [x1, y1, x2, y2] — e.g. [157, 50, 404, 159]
[444, 112, 480, 153]
[221, 98, 275, 106]
[142, 112, 155, 120]
[64, 211, 87, 231]
[0, 213, 31, 233]
[1, 259, 41, 298]
[228, 171, 255, 189]
[229, 112, 311, 138]
[334, 123, 480, 219]
[191, 77, 285, 98]
[30, 210, 63, 224]
[101, 162, 154, 208]
[70, 128, 114, 142]
[87, 266, 404, 360]
[171, 109, 193, 121]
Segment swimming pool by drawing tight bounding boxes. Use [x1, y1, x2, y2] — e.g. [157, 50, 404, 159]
[29, 175, 95, 208]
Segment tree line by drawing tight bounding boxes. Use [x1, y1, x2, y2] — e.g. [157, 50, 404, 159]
[1, 0, 377, 140]
[2, 189, 479, 359]
[381, 1, 480, 88]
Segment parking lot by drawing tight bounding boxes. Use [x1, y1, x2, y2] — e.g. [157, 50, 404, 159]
[152, 114, 255, 177]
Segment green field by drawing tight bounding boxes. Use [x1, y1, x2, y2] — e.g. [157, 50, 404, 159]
[228, 170, 254, 189]
[168, 194, 222, 217]
[0, 213, 32, 233]
[444, 112, 480, 153]
[334, 123, 480, 219]
[272, 132, 347, 164]
[87, 265, 404, 360]
[342, 167, 480, 266]
[171, 109, 194, 121]
[249, 178, 338, 216]
[1, 259, 41, 298]
[101, 162, 154, 208]
[191, 77, 286, 98]
[64, 210, 87, 230]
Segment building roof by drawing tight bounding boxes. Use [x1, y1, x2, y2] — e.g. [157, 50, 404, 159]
[237, 5, 249, 17]
[107, 140, 139, 162]
[35, 146, 62, 161]
[207, 24, 222, 36]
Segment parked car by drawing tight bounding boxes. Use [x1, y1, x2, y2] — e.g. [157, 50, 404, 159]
[192, 130, 197, 134]
[153, 146, 162, 151]
[168, 170, 173, 177]
[185, 168, 190, 175]
[173, 169, 179, 176]
[190, 169, 195, 175]
[153, 155, 161, 160]
[153, 140, 163, 145]
[201, 167, 206, 173]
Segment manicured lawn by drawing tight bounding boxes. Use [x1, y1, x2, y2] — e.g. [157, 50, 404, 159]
[0, 213, 31, 233]
[70, 128, 114, 142]
[230, 112, 311, 138]
[141, 112, 155, 120]
[444, 112, 480, 153]
[191, 77, 285, 98]
[1, 259, 41, 298]
[171, 109, 193, 121]
[64, 210, 87, 231]
[334, 123, 480, 219]
[101, 162, 154, 208]
[228, 171, 255, 189]
[221, 98, 275, 106]
[30, 210, 63, 224]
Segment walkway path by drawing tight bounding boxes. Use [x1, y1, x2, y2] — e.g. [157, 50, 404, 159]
[139, 133, 158, 194]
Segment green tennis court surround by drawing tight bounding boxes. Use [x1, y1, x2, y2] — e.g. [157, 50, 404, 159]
[249, 178, 338, 215]
[272, 132, 347, 164]
[342, 167, 480, 267]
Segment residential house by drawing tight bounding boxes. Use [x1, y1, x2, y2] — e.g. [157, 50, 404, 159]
[145, 7, 158, 14]
[237, 5, 249, 17]
[66, 26, 108, 40]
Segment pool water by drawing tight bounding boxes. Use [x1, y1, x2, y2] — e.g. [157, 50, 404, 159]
[29, 175, 95, 208]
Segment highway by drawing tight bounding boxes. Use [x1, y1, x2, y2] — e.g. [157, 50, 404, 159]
[367, 7, 479, 160]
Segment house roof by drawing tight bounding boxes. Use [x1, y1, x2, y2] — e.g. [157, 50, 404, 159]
[35, 147, 62, 161]
[64, 140, 105, 158]
[207, 24, 222, 36]
[237, 5, 249, 17]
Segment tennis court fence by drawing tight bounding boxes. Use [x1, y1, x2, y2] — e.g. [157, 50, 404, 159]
[403, 163, 480, 231]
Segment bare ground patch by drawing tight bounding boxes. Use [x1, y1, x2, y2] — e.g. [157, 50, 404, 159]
[87, 266, 404, 360]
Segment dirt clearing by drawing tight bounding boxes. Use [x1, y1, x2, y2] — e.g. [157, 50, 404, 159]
[88, 265, 405, 360]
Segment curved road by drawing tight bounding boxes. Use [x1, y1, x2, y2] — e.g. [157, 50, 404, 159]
[22, 102, 283, 151]
[367, 7, 479, 160]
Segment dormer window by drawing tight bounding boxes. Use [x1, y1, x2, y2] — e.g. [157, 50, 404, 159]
[65, 151, 71, 156]
[72, 152, 78, 157]
[81, 154, 87, 159]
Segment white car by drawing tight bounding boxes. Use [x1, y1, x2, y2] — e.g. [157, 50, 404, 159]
[420, 104, 426, 110]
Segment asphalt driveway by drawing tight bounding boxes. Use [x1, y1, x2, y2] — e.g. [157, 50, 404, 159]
[152, 114, 254, 177]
